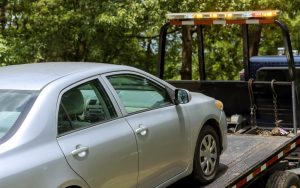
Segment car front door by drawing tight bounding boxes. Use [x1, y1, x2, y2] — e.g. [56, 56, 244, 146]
[102, 72, 191, 188]
[56, 76, 138, 188]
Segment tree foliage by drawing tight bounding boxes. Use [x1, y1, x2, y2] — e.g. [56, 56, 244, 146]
[0, 0, 300, 80]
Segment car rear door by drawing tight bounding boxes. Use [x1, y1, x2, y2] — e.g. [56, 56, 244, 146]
[101, 72, 191, 188]
[56, 76, 138, 188]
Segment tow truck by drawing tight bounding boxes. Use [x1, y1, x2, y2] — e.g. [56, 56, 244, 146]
[158, 11, 300, 188]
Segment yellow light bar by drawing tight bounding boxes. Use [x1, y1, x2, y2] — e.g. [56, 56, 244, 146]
[225, 13, 233, 18]
[210, 14, 218, 18]
[166, 10, 279, 19]
[193, 14, 203, 18]
[262, 12, 273, 17]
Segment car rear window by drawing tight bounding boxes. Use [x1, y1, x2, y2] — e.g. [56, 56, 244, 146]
[0, 91, 39, 144]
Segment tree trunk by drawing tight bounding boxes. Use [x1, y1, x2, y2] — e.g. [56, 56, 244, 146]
[145, 39, 152, 72]
[249, 26, 262, 57]
[0, 0, 7, 38]
[181, 25, 193, 80]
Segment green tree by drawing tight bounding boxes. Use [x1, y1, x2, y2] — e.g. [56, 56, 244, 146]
[0, 0, 300, 81]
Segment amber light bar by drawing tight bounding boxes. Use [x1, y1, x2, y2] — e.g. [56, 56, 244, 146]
[166, 10, 279, 19]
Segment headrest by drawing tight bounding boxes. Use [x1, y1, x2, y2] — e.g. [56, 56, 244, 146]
[62, 88, 84, 115]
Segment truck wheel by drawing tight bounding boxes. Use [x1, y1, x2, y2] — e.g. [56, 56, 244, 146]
[192, 124, 220, 184]
[266, 171, 300, 188]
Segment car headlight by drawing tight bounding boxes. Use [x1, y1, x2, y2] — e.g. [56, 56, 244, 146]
[215, 100, 224, 110]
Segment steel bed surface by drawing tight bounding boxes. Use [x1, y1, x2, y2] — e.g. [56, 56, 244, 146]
[168, 134, 291, 188]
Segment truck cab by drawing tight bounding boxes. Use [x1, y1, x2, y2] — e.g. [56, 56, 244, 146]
[240, 49, 300, 81]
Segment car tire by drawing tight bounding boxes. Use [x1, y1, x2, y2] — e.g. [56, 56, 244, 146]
[266, 171, 300, 188]
[192, 124, 220, 185]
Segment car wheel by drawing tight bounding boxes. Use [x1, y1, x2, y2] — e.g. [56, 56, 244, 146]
[266, 171, 300, 188]
[192, 124, 220, 185]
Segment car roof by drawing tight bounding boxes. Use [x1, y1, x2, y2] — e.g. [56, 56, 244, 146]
[0, 62, 119, 90]
[250, 55, 300, 63]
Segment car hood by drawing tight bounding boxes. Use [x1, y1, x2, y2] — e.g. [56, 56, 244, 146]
[190, 92, 215, 100]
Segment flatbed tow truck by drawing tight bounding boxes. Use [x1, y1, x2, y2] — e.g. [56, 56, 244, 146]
[157, 11, 300, 188]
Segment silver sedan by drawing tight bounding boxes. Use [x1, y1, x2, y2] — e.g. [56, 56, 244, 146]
[0, 62, 227, 188]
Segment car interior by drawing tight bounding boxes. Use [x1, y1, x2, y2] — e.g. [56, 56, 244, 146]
[57, 79, 117, 135]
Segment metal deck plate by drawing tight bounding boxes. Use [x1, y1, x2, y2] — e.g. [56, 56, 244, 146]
[205, 135, 290, 188]
[168, 135, 291, 188]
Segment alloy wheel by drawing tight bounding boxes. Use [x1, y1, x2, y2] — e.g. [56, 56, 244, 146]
[199, 134, 217, 176]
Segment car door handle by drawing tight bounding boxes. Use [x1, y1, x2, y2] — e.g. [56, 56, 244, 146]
[71, 146, 89, 156]
[135, 125, 148, 134]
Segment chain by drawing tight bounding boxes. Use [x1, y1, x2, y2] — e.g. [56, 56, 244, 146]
[271, 79, 279, 126]
[250, 106, 253, 126]
[273, 93, 278, 124]
[250, 104, 257, 127]
[248, 78, 257, 127]
[253, 104, 257, 126]
[250, 107, 253, 126]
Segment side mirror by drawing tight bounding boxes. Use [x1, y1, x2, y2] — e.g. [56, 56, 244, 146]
[174, 89, 191, 105]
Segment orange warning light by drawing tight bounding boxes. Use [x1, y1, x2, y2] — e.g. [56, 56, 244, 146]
[193, 14, 203, 18]
[225, 13, 233, 18]
[210, 14, 218, 18]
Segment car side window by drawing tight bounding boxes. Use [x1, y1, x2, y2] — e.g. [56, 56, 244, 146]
[106, 74, 172, 114]
[58, 104, 73, 134]
[57, 79, 117, 135]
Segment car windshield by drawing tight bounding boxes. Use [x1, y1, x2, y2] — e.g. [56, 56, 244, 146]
[0, 91, 39, 143]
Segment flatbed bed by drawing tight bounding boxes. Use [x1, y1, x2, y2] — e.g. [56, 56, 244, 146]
[206, 135, 291, 188]
[169, 135, 293, 188]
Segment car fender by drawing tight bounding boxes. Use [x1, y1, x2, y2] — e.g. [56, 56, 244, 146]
[182, 92, 224, 164]
[157, 92, 226, 188]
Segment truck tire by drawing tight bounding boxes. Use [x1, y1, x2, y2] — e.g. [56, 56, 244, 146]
[266, 171, 300, 188]
[192, 124, 220, 184]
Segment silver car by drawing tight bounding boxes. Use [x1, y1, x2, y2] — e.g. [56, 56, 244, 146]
[0, 62, 227, 188]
